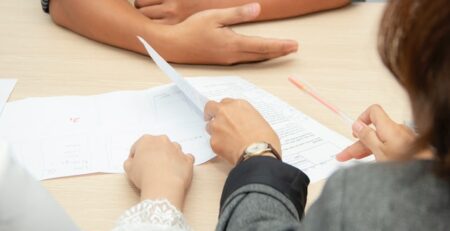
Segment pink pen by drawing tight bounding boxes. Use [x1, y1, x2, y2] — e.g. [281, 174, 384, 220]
[288, 76, 354, 127]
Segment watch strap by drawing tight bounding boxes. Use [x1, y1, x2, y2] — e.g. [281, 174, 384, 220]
[41, 0, 50, 13]
[238, 143, 281, 164]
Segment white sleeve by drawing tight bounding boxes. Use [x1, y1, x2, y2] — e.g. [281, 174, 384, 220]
[0, 141, 9, 179]
[0, 141, 79, 231]
[112, 199, 191, 231]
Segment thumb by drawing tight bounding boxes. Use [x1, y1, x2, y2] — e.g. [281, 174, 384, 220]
[209, 3, 261, 26]
[353, 120, 384, 156]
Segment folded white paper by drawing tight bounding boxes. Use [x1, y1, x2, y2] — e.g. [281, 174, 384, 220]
[138, 36, 208, 113]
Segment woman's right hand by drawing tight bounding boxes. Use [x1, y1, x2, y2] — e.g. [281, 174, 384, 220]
[154, 3, 298, 65]
[336, 105, 416, 162]
[204, 99, 281, 165]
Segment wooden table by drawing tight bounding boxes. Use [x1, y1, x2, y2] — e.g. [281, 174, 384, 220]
[0, 1, 410, 231]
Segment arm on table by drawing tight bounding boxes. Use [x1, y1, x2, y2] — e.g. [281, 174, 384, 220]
[48, 0, 298, 65]
[112, 135, 193, 231]
[203, 99, 309, 229]
[49, 0, 164, 56]
[216, 156, 310, 231]
[135, 0, 351, 24]
[203, 0, 351, 21]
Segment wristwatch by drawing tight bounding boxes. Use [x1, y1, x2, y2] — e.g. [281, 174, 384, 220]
[41, 0, 50, 13]
[238, 142, 281, 163]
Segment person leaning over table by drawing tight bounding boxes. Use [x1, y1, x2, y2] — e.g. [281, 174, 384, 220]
[115, 0, 450, 230]
[41, 0, 350, 65]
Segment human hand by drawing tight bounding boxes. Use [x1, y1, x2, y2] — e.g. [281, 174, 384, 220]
[124, 135, 194, 210]
[135, 0, 209, 24]
[336, 105, 416, 162]
[151, 3, 298, 65]
[204, 99, 281, 165]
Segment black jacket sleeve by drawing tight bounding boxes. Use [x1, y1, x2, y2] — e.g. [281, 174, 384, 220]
[220, 156, 310, 218]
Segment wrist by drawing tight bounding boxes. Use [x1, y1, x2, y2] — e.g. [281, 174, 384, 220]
[140, 177, 187, 211]
[141, 23, 175, 59]
[235, 142, 282, 165]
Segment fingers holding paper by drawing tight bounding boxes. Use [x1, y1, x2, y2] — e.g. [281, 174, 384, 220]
[159, 3, 298, 65]
[336, 105, 416, 162]
[204, 99, 281, 165]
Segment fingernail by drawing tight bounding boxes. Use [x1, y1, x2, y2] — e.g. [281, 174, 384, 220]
[289, 44, 298, 52]
[352, 121, 364, 133]
[246, 3, 260, 16]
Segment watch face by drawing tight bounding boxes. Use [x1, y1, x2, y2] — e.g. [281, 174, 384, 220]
[246, 142, 269, 154]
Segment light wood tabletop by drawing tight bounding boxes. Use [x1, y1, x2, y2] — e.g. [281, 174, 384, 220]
[0, 1, 410, 231]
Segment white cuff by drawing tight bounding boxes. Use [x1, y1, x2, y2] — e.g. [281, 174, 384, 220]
[0, 141, 9, 180]
[113, 199, 191, 231]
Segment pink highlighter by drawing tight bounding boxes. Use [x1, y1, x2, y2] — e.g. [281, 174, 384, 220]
[288, 76, 354, 127]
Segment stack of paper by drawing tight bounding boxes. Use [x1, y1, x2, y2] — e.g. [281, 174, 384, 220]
[0, 77, 350, 181]
[0, 38, 353, 182]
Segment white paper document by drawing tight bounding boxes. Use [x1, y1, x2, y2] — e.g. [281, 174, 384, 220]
[0, 38, 355, 181]
[137, 36, 208, 113]
[189, 77, 353, 182]
[0, 79, 17, 114]
[0, 76, 352, 181]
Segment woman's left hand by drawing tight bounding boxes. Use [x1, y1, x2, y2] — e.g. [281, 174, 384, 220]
[336, 105, 416, 162]
[124, 135, 195, 210]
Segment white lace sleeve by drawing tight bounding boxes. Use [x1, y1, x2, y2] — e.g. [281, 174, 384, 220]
[112, 199, 191, 231]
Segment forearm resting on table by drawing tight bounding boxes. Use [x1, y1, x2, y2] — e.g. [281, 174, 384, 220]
[209, 0, 351, 21]
[49, 0, 165, 55]
[217, 157, 310, 230]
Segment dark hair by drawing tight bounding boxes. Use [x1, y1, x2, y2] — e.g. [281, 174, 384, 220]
[378, 0, 450, 179]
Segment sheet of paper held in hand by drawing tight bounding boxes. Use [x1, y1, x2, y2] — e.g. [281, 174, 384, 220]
[0, 39, 354, 182]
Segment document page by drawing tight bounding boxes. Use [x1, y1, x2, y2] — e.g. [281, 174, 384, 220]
[189, 77, 352, 181]
[0, 86, 213, 179]
[0, 77, 354, 181]
[137, 36, 208, 113]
